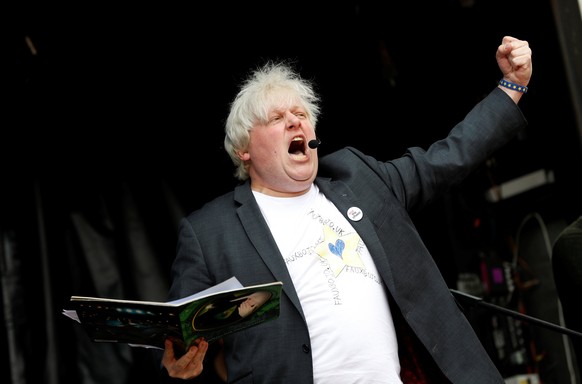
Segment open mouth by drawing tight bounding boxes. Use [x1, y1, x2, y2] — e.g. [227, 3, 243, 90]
[288, 137, 306, 155]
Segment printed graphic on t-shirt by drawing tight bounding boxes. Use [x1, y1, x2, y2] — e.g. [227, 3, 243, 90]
[265, 190, 383, 303]
[315, 225, 365, 277]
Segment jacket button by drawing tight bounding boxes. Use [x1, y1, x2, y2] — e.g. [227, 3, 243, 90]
[302, 344, 310, 353]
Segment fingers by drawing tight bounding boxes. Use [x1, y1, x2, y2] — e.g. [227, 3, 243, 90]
[496, 35, 532, 78]
[162, 338, 209, 380]
[501, 35, 518, 46]
[162, 339, 176, 365]
[498, 36, 530, 58]
[508, 41, 531, 61]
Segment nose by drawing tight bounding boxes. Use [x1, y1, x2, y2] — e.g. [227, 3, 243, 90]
[285, 111, 300, 129]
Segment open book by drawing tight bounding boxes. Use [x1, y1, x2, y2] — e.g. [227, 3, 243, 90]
[63, 277, 283, 353]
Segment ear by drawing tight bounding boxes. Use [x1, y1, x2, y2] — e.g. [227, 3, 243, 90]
[236, 151, 250, 161]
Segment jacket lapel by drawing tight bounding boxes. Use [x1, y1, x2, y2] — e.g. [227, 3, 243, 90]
[233, 182, 307, 320]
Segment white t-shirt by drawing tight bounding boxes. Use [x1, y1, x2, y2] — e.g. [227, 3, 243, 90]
[253, 184, 402, 384]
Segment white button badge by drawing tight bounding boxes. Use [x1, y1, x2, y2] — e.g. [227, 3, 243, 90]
[347, 207, 363, 222]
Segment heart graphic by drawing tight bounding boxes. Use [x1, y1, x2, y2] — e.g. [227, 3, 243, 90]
[328, 239, 345, 259]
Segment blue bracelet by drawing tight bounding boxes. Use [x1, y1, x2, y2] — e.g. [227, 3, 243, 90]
[499, 79, 528, 93]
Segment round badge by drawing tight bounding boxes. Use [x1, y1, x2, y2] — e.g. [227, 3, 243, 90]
[347, 207, 363, 221]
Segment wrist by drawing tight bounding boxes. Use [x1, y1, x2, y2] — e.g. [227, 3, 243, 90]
[498, 78, 528, 93]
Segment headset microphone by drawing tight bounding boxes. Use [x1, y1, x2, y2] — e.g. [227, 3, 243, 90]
[308, 138, 321, 149]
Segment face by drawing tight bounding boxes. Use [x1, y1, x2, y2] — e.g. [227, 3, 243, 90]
[237, 291, 272, 318]
[237, 101, 318, 197]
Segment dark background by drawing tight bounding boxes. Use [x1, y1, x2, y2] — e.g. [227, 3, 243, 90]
[5, 0, 582, 383]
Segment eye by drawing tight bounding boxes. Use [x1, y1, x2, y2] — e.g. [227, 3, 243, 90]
[268, 115, 283, 124]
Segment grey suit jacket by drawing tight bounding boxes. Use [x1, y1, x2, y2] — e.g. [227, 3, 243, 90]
[167, 88, 527, 383]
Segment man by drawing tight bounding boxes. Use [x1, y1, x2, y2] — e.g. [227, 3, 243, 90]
[161, 36, 532, 383]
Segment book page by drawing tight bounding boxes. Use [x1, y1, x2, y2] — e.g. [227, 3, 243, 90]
[167, 276, 243, 305]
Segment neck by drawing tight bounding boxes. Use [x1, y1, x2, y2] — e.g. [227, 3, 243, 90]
[251, 183, 313, 198]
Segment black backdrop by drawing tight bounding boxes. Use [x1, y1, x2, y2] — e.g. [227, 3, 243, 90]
[5, 0, 582, 383]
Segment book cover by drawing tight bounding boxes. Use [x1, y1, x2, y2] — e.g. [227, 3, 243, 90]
[64, 277, 283, 353]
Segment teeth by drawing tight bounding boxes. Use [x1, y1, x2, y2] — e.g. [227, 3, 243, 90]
[292, 137, 303, 141]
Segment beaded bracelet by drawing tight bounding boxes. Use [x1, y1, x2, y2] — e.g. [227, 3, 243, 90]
[499, 79, 528, 93]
